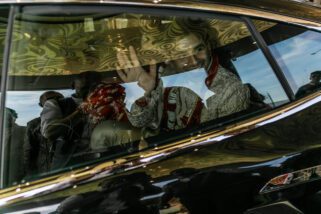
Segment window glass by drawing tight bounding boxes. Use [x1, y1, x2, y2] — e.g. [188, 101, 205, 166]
[253, 19, 321, 99]
[3, 6, 289, 186]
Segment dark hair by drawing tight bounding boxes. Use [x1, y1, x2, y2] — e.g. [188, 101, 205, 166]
[71, 71, 101, 90]
[174, 18, 218, 49]
[311, 71, 321, 77]
[39, 91, 64, 107]
[5, 107, 17, 119]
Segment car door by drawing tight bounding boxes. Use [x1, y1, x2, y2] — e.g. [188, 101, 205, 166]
[1, 2, 321, 214]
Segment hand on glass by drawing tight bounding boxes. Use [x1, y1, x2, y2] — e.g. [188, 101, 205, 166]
[117, 46, 157, 95]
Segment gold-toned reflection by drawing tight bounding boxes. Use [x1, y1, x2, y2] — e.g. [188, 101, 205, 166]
[9, 14, 275, 76]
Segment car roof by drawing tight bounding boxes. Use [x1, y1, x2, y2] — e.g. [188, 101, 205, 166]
[204, 0, 321, 23]
[0, 0, 321, 24]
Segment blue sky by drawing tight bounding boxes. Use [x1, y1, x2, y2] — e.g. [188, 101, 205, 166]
[233, 46, 289, 105]
[233, 30, 321, 104]
[268, 30, 321, 91]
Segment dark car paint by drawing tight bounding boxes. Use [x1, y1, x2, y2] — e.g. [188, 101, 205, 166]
[2, 94, 321, 213]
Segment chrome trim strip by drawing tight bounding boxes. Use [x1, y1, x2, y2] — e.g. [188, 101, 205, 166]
[0, 6, 16, 189]
[4, 203, 59, 214]
[245, 201, 303, 214]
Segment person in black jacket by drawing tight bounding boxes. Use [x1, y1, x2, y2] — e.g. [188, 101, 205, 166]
[24, 91, 64, 176]
[5, 107, 25, 185]
[295, 71, 321, 99]
[40, 71, 101, 170]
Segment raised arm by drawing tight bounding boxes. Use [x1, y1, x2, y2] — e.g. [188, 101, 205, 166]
[116, 46, 162, 129]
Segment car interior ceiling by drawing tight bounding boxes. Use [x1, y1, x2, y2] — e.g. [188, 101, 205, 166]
[4, 18, 289, 90]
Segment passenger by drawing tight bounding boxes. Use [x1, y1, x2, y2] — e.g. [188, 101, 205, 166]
[4, 108, 25, 185]
[79, 83, 128, 125]
[295, 70, 321, 99]
[40, 71, 101, 170]
[79, 82, 141, 151]
[23, 91, 64, 176]
[117, 19, 250, 131]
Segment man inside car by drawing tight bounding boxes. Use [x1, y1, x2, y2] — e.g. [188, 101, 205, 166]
[40, 71, 101, 169]
[295, 70, 321, 99]
[24, 91, 64, 176]
[117, 18, 250, 132]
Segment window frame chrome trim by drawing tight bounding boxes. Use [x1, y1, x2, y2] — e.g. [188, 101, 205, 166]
[0, 5, 17, 189]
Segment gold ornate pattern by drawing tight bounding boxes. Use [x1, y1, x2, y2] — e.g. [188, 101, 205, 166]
[0, 21, 7, 70]
[8, 14, 275, 76]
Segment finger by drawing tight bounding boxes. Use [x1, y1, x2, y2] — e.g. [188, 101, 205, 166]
[123, 53, 132, 68]
[150, 59, 157, 79]
[116, 51, 125, 66]
[129, 46, 140, 67]
[116, 66, 127, 82]
[117, 50, 132, 68]
[117, 66, 131, 81]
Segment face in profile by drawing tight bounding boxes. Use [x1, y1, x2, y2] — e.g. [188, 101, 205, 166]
[170, 33, 211, 72]
[310, 73, 321, 84]
[5, 108, 17, 129]
[39, 91, 64, 107]
[74, 78, 90, 99]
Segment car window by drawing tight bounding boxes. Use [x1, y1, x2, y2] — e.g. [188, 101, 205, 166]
[3, 6, 289, 187]
[252, 19, 321, 99]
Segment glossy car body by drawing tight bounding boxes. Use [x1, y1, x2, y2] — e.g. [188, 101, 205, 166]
[0, 0, 321, 213]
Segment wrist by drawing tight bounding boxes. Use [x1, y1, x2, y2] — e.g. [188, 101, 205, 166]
[144, 90, 152, 97]
[145, 78, 159, 95]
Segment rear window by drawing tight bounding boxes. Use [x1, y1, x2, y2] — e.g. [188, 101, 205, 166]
[253, 19, 321, 99]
